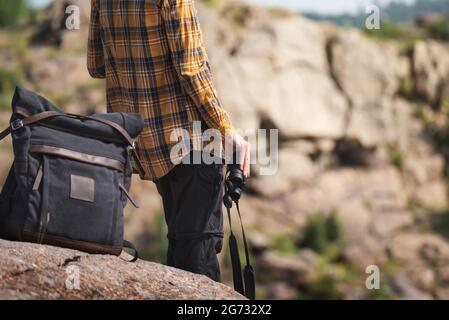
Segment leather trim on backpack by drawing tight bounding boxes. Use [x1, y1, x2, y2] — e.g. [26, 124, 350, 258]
[14, 106, 31, 118]
[29, 145, 125, 172]
[14, 160, 27, 174]
[20, 229, 123, 256]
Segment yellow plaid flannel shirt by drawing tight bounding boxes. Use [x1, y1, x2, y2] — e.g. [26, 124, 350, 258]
[87, 0, 235, 180]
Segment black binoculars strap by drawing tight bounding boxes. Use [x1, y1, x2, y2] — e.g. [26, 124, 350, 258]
[225, 202, 256, 300]
[226, 205, 244, 296]
[236, 202, 255, 300]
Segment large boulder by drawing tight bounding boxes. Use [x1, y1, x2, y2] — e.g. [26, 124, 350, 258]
[346, 98, 412, 148]
[412, 41, 449, 107]
[329, 30, 413, 148]
[404, 154, 445, 185]
[387, 232, 449, 299]
[392, 272, 433, 300]
[201, 9, 348, 137]
[411, 180, 448, 212]
[0, 240, 243, 300]
[285, 166, 408, 220]
[329, 30, 404, 105]
[284, 166, 413, 266]
[249, 17, 348, 138]
[249, 141, 317, 196]
[262, 66, 347, 138]
[256, 251, 317, 286]
[388, 233, 449, 263]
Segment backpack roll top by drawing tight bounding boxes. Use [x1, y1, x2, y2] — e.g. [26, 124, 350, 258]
[0, 87, 144, 257]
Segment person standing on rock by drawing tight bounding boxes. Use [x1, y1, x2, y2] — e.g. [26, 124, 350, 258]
[87, 0, 250, 282]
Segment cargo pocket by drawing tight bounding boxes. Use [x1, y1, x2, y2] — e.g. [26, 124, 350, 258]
[32, 150, 121, 246]
[199, 163, 224, 236]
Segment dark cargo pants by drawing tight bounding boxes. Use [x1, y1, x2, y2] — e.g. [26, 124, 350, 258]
[154, 153, 224, 282]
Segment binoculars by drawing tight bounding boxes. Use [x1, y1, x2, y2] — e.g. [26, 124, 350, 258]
[223, 163, 246, 207]
[221, 161, 255, 300]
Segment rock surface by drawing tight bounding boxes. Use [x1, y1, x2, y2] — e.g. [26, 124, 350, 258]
[0, 240, 244, 300]
[204, 9, 349, 139]
[329, 30, 404, 105]
[413, 41, 449, 107]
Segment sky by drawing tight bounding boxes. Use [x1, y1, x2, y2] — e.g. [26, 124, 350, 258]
[249, 0, 415, 14]
[29, 0, 416, 14]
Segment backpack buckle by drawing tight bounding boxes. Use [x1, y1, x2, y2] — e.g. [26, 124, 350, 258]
[11, 119, 24, 131]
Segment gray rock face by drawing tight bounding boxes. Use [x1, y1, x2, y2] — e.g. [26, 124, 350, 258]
[346, 98, 412, 148]
[256, 251, 317, 286]
[388, 232, 449, 299]
[413, 41, 449, 107]
[389, 233, 449, 263]
[201, 9, 348, 138]
[0, 240, 244, 300]
[284, 166, 413, 266]
[199, 2, 417, 164]
[249, 142, 317, 196]
[329, 30, 403, 105]
[392, 272, 433, 300]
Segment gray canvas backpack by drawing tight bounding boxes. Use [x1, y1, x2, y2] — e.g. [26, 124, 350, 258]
[0, 87, 144, 261]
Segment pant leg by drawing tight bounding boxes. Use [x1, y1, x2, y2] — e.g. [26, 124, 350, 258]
[155, 153, 224, 282]
[153, 175, 176, 267]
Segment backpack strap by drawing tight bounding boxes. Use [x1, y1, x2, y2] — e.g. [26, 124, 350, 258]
[0, 111, 146, 178]
[0, 111, 62, 141]
[0, 126, 10, 141]
[65, 112, 146, 178]
[121, 240, 139, 262]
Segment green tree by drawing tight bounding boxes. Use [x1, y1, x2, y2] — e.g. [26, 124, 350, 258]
[300, 214, 328, 254]
[0, 0, 27, 27]
[326, 210, 343, 243]
[300, 211, 345, 254]
[424, 17, 449, 41]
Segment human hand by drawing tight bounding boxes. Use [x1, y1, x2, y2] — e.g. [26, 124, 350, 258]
[226, 133, 251, 178]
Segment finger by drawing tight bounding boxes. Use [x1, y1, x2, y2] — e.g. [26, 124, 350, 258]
[243, 146, 250, 178]
[238, 144, 245, 171]
[246, 150, 251, 177]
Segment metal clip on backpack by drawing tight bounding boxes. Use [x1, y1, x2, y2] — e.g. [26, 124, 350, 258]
[0, 87, 144, 261]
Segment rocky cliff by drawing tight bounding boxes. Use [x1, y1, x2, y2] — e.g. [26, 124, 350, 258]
[196, 2, 449, 299]
[0, 240, 243, 300]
